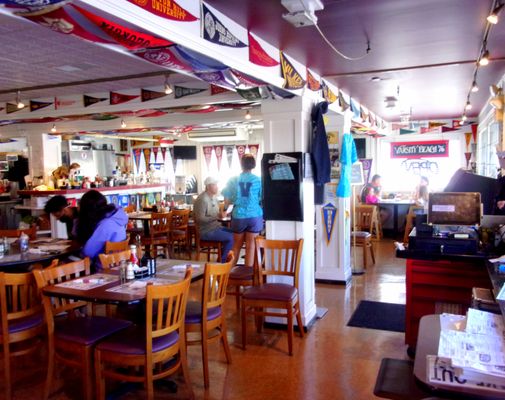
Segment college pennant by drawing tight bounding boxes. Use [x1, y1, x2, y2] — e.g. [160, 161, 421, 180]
[225, 146, 234, 168]
[213, 145, 223, 170]
[236, 87, 264, 101]
[321, 81, 337, 103]
[230, 69, 264, 88]
[0, 0, 67, 5]
[471, 123, 478, 142]
[54, 97, 76, 110]
[360, 106, 369, 123]
[133, 148, 142, 173]
[6, 103, 22, 114]
[193, 71, 234, 89]
[133, 47, 191, 72]
[210, 84, 229, 95]
[322, 203, 337, 245]
[248, 31, 279, 67]
[23, 6, 113, 44]
[280, 52, 305, 90]
[174, 86, 206, 99]
[73, 5, 173, 50]
[202, 146, 213, 169]
[464, 132, 472, 150]
[201, 3, 247, 48]
[110, 92, 139, 105]
[83, 95, 107, 107]
[126, 0, 198, 22]
[141, 88, 167, 102]
[306, 69, 321, 92]
[160, 147, 167, 163]
[143, 148, 151, 171]
[248, 144, 259, 159]
[338, 90, 349, 111]
[236, 144, 246, 160]
[29, 100, 53, 112]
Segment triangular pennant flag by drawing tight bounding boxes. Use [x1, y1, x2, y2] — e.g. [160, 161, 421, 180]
[72, 5, 173, 50]
[54, 97, 77, 110]
[6, 103, 22, 114]
[126, 0, 198, 22]
[350, 98, 360, 118]
[23, 6, 114, 44]
[83, 95, 107, 107]
[30, 100, 53, 112]
[152, 146, 159, 162]
[110, 92, 139, 105]
[173, 45, 227, 72]
[360, 106, 369, 123]
[214, 145, 223, 170]
[464, 132, 472, 150]
[248, 31, 279, 67]
[420, 127, 439, 134]
[464, 152, 472, 168]
[143, 148, 151, 171]
[452, 119, 462, 129]
[267, 85, 295, 99]
[174, 86, 206, 99]
[230, 69, 264, 88]
[202, 146, 213, 169]
[369, 112, 376, 127]
[471, 123, 478, 142]
[3, 0, 67, 5]
[248, 144, 259, 159]
[280, 51, 305, 90]
[133, 148, 142, 173]
[160, 147, 167, 163]
[210, 85, 229, 95]
[225, 146, 234, 168]
[133, 47, 192, 72]
[399, 128, 416, 135]
[141, 88, 167, 102]
[322, 203, 337, 244]
[201, 3, 247, 48]
[236, 87, 264, 101]
[193, 70, 234, 89]
[441, 126, 458, 133]
[428, 121, 446, 128]
[321, 80, 337, 104]
[338, 90, 349, 111]
[236, 144, 246, 160]
[306, 69, 321, 92]
[168, 147, 177, 174]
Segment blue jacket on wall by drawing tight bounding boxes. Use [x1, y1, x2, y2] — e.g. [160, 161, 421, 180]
[311, 101, 331, 204]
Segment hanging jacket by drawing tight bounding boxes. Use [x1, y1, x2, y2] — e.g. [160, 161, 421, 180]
[336, 133, 358, 198]
[311, 101, 331, 204]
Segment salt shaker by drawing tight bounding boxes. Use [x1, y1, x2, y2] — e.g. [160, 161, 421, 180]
[119, 260, 127, 284]
[3, 237, 9, 253]
[126, 261, 135, 280]
[19, 232, 29, 253]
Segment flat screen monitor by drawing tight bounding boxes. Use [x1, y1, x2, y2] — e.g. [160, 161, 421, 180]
[173, 146, 197, 160]
[427, 192, 481, 226]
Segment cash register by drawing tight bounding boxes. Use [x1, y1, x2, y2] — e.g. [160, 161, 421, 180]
[409, 192, 481, 255]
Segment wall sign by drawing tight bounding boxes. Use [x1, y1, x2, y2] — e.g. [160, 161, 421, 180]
[391, 140, 449, 159]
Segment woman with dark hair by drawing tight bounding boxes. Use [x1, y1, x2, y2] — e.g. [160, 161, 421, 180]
[223, 154, 263, 268]
[76, 190, 128, 267]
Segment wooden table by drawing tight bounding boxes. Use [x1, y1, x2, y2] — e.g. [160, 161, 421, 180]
[0, 238, 80, 272]
[42, 259, 205, 304]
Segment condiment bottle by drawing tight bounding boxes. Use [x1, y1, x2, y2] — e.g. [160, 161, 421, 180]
[126, 261, 135, 280]
[141, 247, 156, 276]
[129, 245, 139, 267]
[19, 232, 29, 252]
[3, 237, 8, 253]
[135, 235, 143, 260]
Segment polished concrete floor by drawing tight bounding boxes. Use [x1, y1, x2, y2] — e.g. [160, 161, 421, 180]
[5, 239, 409, 399]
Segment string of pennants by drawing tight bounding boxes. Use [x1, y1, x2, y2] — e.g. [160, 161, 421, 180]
[0, 0, 386, 130]
[132, 146, 176, 175]
[202, 144, 260, 171]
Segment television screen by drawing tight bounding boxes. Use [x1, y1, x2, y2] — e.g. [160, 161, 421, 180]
[428, 192, 481, 226]
[173, 146, 197, 160]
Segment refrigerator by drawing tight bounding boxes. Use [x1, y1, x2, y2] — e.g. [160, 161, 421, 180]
[62, 140, 115, 178]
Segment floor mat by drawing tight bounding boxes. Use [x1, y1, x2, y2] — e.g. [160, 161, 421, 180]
[347, 300, 405, 332]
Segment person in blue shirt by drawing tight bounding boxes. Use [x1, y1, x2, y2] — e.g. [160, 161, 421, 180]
[76, 190, 128, 270]
[223, 154, 263, 267]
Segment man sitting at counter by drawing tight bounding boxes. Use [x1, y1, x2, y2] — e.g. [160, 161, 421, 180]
[44, 195, 78, 239]
[193, 177, 233, 263]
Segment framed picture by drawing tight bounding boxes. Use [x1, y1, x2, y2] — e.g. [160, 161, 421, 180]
[0, 161, 9, 172]
[351, 162, 364, 186]
[6, 154, 18, 161]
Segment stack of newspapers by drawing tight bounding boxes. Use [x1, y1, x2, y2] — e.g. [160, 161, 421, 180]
[427, 309, 505, 395]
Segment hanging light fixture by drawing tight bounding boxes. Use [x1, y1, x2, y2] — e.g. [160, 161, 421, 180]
[245, 110, 252, 120]
[479, 50, 490, 66]
[15, 91, 25, 109]
[121, 119, 126, 128]
[50, 124, 57, 133]
[164, 76, 173, 95]
[487, 2, 504, 24]
[471, 81, 479, 92]
[462, 115, 468, 122]
[465, 101, 472, 111]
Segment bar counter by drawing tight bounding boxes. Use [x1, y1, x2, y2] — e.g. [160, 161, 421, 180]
[18, 183, 168, 197]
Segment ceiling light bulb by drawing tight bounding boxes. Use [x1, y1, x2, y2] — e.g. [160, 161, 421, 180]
[16, 91, 25, 109]
[51, 124, 56, 133]
[471, 81, 479, 92]
[479, 50, 490, 66]
[487, 4, 503, 24]
[245, 110, 251, 120]
[465, 101, 472, 110]
[462, 115, 468, 122]
[121, 119, 126, 128]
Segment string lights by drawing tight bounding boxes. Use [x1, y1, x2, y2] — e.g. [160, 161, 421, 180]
[164, 75, 173, 95]
[15, 91, 25, 109]
[461, 0, 503, 121]
[244, 110, 251, 120]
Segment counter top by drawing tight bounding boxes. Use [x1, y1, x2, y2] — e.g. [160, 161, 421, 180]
[19, 183, 168, 196]
[396, 249, 493, 262]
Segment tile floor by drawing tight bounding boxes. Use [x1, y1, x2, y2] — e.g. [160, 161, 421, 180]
[5, 239, 410, 399]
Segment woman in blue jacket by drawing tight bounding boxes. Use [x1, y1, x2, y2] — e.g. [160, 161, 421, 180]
[76, 190, 128, 269]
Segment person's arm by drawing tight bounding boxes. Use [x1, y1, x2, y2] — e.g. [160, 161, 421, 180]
[193, 197, 217, 224]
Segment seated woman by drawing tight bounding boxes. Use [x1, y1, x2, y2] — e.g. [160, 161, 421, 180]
[76, 190, 128, 269]
[364, 186, 380, 204]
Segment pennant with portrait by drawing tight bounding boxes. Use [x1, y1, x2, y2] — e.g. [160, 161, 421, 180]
[248, 31, 279, 67]
[141, 88, 167, 102]
[202, 146, 213, 169]
[214, 145, 223, 170]
[225, 145, 234, 168]
[133, 47, 191, 72]
[201, 3, 246, 48]
[110, 92, 139, 105]
[83, 95, 107, 107]
[236, 144, 246, 160]
[126, 0, 198, 22]
[280, 51, 305, 90]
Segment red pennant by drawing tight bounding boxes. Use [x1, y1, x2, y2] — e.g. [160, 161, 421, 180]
[248, 31, 279, 67]
[143, 148, 151, 171]
[236, 145, 246, 160]
[248, 144, 259, 159]
[202, 146, 213, 169]
[306, 69, 321, 91]
[73, 5, 173, 50]
[464, 152, 472, 168]
[230, 69, 264, 87]
[54, 97, 76, 110]
[160, 147, 167, 163]
[214, 145, 223, 171]
[133, 148, 142, 173]
[452, 119, 462, 129]
[210, 85, 229, 95]
[24, 7, 113, 44]
[133, 47, 191, 71]
[152, 147, 159, 162]
[110, 92, 139, 105]
[127, 0, 198, 22]
[471, 123, 478, 143]
[441, 126, 457, 133]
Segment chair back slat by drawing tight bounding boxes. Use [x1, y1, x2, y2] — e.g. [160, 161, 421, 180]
[255, 238, 304, 288]
[105, 236, 130, 254]
[203, 253, 234, 310]
[0, 272, 41, 329]
[150, 212, 172, 236]
[99, 250, 131, 272]
[171, 209, 190, 230]
[146, 268, 192, 344]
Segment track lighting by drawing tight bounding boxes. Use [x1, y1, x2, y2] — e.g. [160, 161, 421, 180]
[479, 50, 490, 66]
[487, 3, 503, 24]
[164, 76, 173, 95]
[51, 124, 56, 133]
[245, 110, 251, 120]
[465, 101, 472, 111]
[121, 119, 126, 128]
[471, 81, 479, 92]
[15, 91, 25, 109]
[462, 115, 468, 122]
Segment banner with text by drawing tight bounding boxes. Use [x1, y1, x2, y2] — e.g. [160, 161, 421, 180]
[390, 140, 449, 159]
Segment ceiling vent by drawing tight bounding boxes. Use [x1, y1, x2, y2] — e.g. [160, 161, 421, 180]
[384, 96, 398, 109]
[281, 0, 324, 27]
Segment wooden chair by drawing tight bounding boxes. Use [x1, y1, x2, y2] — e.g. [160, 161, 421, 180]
[94, 269, 194, 400]
[185, 252, 234, 388]
[403, 205, 425, 244]
[241, 238, 304, 356]
[104, 235, 130, 254]
[32, 258, 132, 400]
[0, 226, 37, 240]
[123, 204, 136, 213]
[98, 249, 131, 272]
[0, 272, 46, 400]
[352, 205, 376, 269]
[194, 226, 222, 262]
[141, 212, 171, 258]
[169, 209, 191, 259]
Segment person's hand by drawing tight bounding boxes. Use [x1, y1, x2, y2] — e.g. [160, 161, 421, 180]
[219, 210, 227, 219]
[498, 200, 505, 209]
